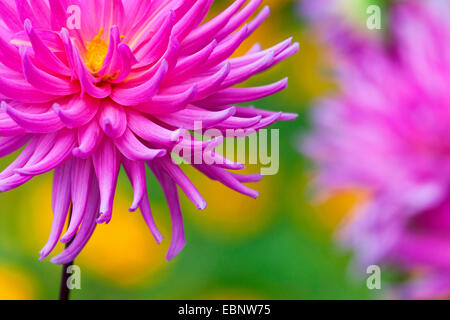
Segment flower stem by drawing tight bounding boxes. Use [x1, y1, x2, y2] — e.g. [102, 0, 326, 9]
[59, 205, 74, 301]
[59, 258, 74, 300]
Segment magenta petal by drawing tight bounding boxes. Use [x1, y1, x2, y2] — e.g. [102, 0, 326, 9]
[153, 156, 206, 210]
[40, 159, 73, 260]
[98, 99, 127, 138]
[92, 138, 120, 224]
[51, 174, 100, 264]
[72, 120, 104, 159]
[60, 158, 93, 243]
[0, 134, 30, 157]
[115, 128, 167, 161]
[148, 162, 186, 261]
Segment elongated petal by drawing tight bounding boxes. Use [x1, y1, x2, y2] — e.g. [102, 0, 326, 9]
[0, 75, 59, 103]
[51, 175, 100, 264]
[180, 0, 246, 54]
[93, 138, 120, 224]
[98, 100, 127, 138]
[60, 158, 94, 243]
[148, 162, 186, 260]
[53, 95, 99, 129]
[0, 135, 30, 157]
[73, 120, 104, 159]
[156, 105, 235, 129]
[15, 129, 76, 176]
[115, 128, 166, 161]
[126, 110, 184, 147]
[2, 101, 64, 133]
[39, 159, 73, 260]
[196, 78, 288, 106]
[24, 19, 71, 76]
[154, 157, 206, 210]
[111, 61, 168, 105]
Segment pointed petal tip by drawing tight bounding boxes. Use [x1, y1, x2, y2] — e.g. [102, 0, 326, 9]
[0, 101, 8, 111]
[13, 168, 30, 176]
[262, 5, 271, 15]
[129, 202, 139, 212]
[157, 149, 167, 158]
[171, 128, 186, 142]
[281, 112, 299, 121]
[72, 147, 88, 158]
[52, 102, 61, 113]
[237, 162, 246, 170]
[196, 199, 207, 210]
[96, 208, 112, 224]
[247, 189, 260, 199]
[50, 255, 69, 265]
[165, 240, 186, 261]
[96, 215, 110, 224]
[39, 248, 50, 261]
[155, 235, 164, 245]
[23, 19, 32, 31]
[60, 231, 75, 243]
[49, 257, 60, 264]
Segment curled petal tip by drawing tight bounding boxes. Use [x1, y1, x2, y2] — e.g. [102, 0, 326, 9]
[72, 147, 88, 158]
[96, 215, 110, 224]
[13, 168, 27, 176]
[0, 101, 8, 111]
[155, 235, 164, 245]
[49, 257, 59, 264]
[261, 5, 271, 16]
[198, 200, 207, 210]
[52, 103, 61, 112]
[237, 163, 246, 170]
[23, 19, 32, 31]
[60, 232, 74, 244]
[171, 128, 186, 142]
[129, 201, 139, 212]
[50, 255, 70, 265]
[39, 248, 51, 261]
[102, 119, 113, 134]
[166, 240, 186, 261]
[97, 208, 111, 224]
[155, 149, 167, 158]
[281, 113, 299, 121]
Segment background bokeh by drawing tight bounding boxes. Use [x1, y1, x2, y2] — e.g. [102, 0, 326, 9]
[0, 0, 378, 300]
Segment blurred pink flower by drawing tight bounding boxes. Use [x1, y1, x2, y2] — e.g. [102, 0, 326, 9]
[0, 0, 298, 264]
[303, 0, 450, 298]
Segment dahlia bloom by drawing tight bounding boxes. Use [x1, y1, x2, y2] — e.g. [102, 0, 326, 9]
[0, 0, 298, 264]
[302, 0, 450, 298]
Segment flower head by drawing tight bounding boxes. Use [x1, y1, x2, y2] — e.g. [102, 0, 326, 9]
[0, 0, 298, 264]
[303, 0, 450, 298]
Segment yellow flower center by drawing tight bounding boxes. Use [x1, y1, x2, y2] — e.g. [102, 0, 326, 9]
[85, 29, 108, 73]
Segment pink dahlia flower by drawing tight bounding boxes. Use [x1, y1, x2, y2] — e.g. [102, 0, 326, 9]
[303, 0, 450, 298]
[0, 0, 298, 264]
